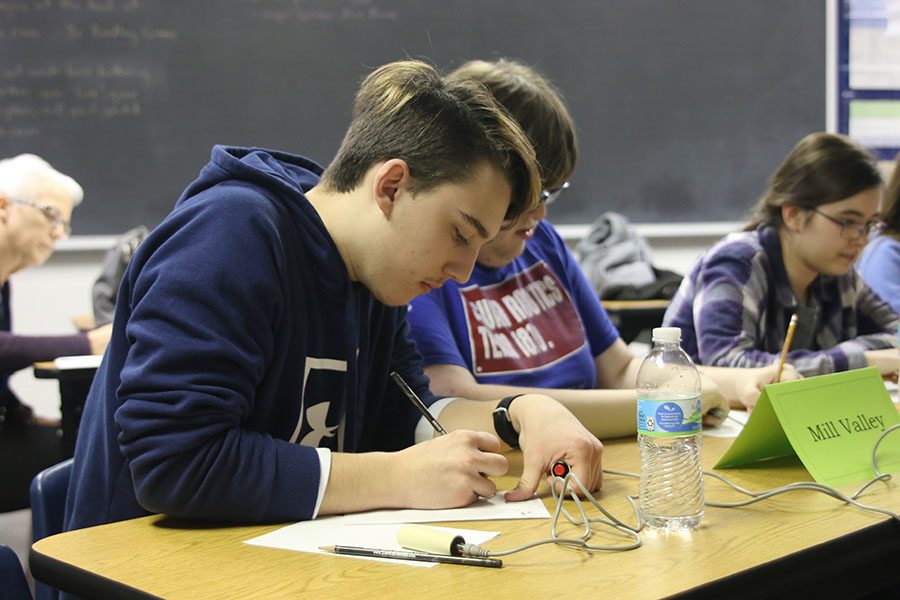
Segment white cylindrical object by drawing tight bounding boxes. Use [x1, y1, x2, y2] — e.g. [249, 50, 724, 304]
[396, 524, 464, 556]
[651, 326, 681, 343]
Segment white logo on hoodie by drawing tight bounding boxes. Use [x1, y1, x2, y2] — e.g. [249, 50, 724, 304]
[290, 357, 348, 448]
[300, 401, 338, 446]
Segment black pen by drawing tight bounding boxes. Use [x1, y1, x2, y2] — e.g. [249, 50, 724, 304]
[390, 371, 447, 435]
[320, 545, 502, 568]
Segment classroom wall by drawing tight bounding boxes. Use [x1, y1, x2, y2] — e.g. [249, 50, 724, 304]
[11, 228, 728, 420]
[9, 246, 105, 420]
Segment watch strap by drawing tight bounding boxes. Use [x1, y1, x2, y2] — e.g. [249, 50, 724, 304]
[492, 394, 524, 448]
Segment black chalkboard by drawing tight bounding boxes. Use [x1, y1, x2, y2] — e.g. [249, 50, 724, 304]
[0, 0, 825, 234]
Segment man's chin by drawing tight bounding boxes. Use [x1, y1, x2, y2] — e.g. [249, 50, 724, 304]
[370, 287, 417, 307]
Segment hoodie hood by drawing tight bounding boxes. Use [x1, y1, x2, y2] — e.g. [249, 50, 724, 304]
[173, 146, 350, 298]
[178, 145, 324, 206]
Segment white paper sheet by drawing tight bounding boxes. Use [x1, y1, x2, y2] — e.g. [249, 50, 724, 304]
[341, 493, 549, 525]
[702, 409, 749, 438]
[245, 521, 498, 568]
[54, 355, 102, 369]
[886, 381, 898, 404]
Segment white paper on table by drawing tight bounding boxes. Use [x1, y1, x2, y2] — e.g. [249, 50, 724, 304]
[702, 409, 749, 438]
[54, 355, 102, 369]
[245, 520, 498, 567]
[341, 492, 549, 525]
[886, 381, 898, 404]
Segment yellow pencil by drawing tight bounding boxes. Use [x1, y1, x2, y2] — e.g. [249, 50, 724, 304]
[775, 313, 798, 383]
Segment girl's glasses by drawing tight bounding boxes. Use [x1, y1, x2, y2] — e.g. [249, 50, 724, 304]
[811, 208, 884, 241]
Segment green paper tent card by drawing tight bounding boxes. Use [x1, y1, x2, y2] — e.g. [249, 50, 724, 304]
[715, 367, 900, 487]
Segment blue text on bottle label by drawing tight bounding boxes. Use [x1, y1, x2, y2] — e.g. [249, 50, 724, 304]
[637, 394, 702, 436]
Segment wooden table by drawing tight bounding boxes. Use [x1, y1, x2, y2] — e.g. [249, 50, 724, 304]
[32, 360, 98, 458]
[30, 436, 900, 599]
[601, 299, 671, 343]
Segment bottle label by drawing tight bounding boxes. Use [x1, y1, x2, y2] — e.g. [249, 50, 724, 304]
[637, 394, 702, 436]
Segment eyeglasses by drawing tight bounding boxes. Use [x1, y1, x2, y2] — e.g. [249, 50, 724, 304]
[811, 208, 884, 241]
[10, 197, 71, 237]
[540, 181, 569, 206]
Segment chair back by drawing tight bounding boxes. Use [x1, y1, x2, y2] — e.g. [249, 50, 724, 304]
[29, 458, 73, 600]
[0, 543, 32, 600]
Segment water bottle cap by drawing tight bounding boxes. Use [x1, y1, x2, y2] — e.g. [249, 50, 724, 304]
[651, 327, 681, 342]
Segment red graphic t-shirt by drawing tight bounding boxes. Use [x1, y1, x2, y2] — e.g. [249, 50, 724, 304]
[460, 262, 586, 375]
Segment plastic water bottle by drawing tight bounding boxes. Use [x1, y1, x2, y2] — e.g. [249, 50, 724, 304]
[636, 327, 704, 530]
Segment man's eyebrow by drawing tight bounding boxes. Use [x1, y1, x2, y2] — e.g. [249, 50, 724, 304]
[459, 210, 490, 239]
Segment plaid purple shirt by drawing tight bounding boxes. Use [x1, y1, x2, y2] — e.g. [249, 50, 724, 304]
[663, 225, 899, 376]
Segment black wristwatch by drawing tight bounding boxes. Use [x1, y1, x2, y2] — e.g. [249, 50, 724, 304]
[492, 395, 524, 448]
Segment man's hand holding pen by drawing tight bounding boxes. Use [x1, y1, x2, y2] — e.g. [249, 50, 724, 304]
[394, 430, 509, 508]
[391, 371, 510, 507]
[390, 372, 604, 506]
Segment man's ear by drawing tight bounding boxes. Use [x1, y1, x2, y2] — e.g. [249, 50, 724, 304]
[372, 159, 411, 219]
[0, 194, 9, 224]
[781, 204, 806, 232]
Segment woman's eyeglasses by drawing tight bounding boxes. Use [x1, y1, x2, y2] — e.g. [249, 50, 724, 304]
[10, 197, 72, 236]
[811, 208, 884, 241]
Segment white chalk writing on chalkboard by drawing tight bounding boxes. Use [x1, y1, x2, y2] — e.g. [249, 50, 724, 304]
[0, 0, 168, 140]
[236, 0, 399, 24]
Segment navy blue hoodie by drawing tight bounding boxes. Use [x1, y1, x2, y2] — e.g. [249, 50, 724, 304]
[65, 147, 435, 530]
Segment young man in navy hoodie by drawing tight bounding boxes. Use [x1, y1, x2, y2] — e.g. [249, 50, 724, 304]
[65, 60, 604, 530]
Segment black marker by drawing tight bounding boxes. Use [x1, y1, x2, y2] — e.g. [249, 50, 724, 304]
[320, 545, 502, 568]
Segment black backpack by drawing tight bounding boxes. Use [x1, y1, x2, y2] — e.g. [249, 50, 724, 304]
[602, 267, 683, 301]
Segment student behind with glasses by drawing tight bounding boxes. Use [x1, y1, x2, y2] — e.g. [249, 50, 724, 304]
[406, 59, 793, 440]
[664, 133, 898, 378]
[0, 153, 111, 511]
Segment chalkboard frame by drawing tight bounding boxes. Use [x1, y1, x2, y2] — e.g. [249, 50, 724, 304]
[834, 0, 900, 161]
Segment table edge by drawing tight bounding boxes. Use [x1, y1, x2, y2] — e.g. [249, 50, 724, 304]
[30, 544, 161, 600]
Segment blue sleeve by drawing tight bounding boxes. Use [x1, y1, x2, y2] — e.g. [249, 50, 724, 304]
[858, 237, 900, 314]
[406, 290, 469, 370]
[114, 194, 321, 522]
[548, 224, 619, 356]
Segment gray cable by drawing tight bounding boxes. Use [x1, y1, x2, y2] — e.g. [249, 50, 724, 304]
[476, 470, 643, 557]
[704, 422, 900, 522]
[461, 424, 900, 559]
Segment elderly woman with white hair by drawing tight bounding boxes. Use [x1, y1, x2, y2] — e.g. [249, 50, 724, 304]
[0, 154, 111, 430]
[0, 153, 112, 511]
